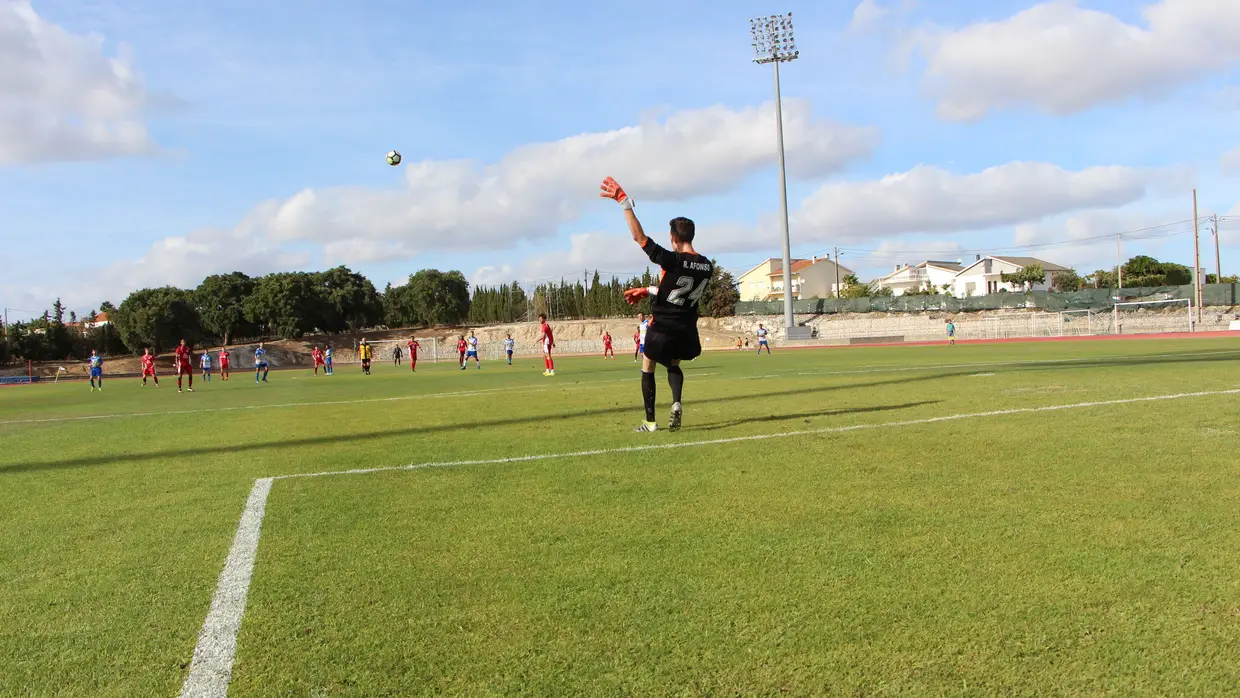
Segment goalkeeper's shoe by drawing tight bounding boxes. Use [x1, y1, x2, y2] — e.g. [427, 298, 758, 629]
[634, 421, 658, 433]
[668, 402, 682, 432]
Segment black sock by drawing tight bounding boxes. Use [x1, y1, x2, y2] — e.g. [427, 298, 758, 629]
[667, 365, 683, 405]
[641, 370, 656, 422]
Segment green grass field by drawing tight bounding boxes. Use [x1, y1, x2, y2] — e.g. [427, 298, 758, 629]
[3, 338, 1240, 697]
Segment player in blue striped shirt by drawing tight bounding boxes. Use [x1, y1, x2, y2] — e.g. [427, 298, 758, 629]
[88, 350, 103, 391]
[254, 343, 269, 383]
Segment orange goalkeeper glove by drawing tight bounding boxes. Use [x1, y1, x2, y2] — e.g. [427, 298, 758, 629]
[600, 176, 634, 210]
[624, 286, 657, 305]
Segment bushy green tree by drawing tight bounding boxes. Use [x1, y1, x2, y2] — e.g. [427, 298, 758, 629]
[244, 272, 322, 339]
[114, 287, 202, 353]
[196, 272, 257, 345]
[699, 261, 740, 318]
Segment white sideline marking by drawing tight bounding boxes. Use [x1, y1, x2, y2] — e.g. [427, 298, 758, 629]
[180, 478, 272, 698]
[7, 346, 1237, 428]
[181, 386, 1240, 697]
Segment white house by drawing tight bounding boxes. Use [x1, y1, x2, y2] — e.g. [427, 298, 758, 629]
[873, 261, 964, 296]
[951, 256, 1070, 298]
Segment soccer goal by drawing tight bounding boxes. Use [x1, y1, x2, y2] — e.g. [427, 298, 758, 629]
[365, 338, 441, 365]
[1058, 309, 1095, 337]
[1112, 298, 1192, 335]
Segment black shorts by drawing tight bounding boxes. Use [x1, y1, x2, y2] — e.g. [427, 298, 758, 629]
[643, 325, 701, 364]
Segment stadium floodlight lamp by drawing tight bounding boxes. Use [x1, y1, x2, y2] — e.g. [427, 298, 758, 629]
[748, 12, 801, 336]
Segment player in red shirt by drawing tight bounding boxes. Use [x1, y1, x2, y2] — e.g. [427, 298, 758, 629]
[538, 314, 555, 376]
[407, 337, 421, 372]
[457, 335, 467, 369]
[602, 331, 614, 359]
[174, 339, 194, 393]
[633, 330, 641, 361]
[311, 346, 325, 375]
[218, 347, 231, 381]
[140, 348, 159, 387]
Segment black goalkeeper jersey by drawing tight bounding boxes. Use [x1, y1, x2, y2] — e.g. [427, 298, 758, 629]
[643, 238, 713, 332]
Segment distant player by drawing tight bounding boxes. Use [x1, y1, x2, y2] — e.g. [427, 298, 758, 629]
[407, 337, 420, 372]
[219, 347, 231, 381]
[504, 334, 515, 365]
[602, 330, 614, 359]
[359, 338, 373, 375]
[88, 349, 103, 391]
[324, 344, 334, 375]
[736, 336, 743, 351]
[200, 349, 213, 383]
[311, 345, 325, 375]
[254, 342, 270, 383]
[140, 348, 159, 387]
[463, 331, 481, 369]
[175, 339, 194, 392]
[636, 313, 650, 361]
[602, 176, 711, 432]
[756, 324, 771, 355]
[456, 335, 467, 369]
[946, 318, 956, 346]
[538, 314, 556, 376]
[633, 329, 641, 361]
[393, 343, 403, 366]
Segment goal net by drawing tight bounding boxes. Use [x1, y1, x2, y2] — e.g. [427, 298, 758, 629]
[1109, 298, 1192, 335]
[360, 338, 442, 365]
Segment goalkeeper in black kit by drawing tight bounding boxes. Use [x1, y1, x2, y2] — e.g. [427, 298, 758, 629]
[600, 176, 713, 433]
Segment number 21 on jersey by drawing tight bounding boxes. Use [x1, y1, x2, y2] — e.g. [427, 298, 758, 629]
[666, 276, 709, 306]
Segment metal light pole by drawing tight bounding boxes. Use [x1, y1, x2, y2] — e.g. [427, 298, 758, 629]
[751, 13, 801, 337]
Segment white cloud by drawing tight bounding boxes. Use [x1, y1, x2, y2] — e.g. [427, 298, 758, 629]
[0, 1, 163, 164]
[472, 162, 1171, 286]
[911, 0, 1240, 121]
[471, 233, 646, 287]
[1221, 147, 1240, 175]
[249, 100, 878, 250]
[792, 162, 1167, 243]
[39, 227, 309, 311]
[847, 0, 889, 32]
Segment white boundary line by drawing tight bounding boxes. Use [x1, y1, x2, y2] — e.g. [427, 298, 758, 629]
[179, 386, 1240, 697]
[180, 478, 272, 698]
[7, 347, 1238, 427]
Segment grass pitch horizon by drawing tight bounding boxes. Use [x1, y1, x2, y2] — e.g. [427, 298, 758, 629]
[3, 339, 1240, 696]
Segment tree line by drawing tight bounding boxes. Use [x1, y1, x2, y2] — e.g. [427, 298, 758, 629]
[1, 262, 739, 362]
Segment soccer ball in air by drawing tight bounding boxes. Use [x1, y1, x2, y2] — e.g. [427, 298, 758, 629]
[386, 150, 402, 166]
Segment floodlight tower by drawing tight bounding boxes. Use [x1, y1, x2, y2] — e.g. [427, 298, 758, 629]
[751, 13, 801, 337]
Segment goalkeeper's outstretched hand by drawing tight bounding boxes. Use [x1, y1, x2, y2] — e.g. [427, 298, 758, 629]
[600, 176, 628, 204]
[624, 287, 651, 305]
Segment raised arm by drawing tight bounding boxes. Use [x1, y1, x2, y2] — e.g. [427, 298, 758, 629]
[600, 177, 647, 246]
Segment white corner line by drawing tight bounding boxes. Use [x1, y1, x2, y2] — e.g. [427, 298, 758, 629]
[181, 386, 1240, 697]
[179, 478, 273, 698]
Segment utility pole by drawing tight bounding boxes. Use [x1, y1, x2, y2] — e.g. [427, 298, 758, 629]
[1193, 189, 1202, 326]
[1116, 232, 1123, 289]
[833, 246, 840, 299]
[1213, 213, 1222, 282]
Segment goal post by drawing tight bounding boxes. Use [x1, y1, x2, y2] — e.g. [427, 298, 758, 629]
[1112, 298, 1192, 335]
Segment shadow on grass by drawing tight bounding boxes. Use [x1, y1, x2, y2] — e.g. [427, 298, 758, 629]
[690, 400, 942, 432]
[3, 350, 1235, 475]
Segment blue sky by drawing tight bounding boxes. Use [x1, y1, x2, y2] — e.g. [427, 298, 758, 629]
[2, 0, 1239, 317]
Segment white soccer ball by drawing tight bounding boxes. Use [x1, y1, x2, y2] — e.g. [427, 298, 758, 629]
[386, 150, 402, 166]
